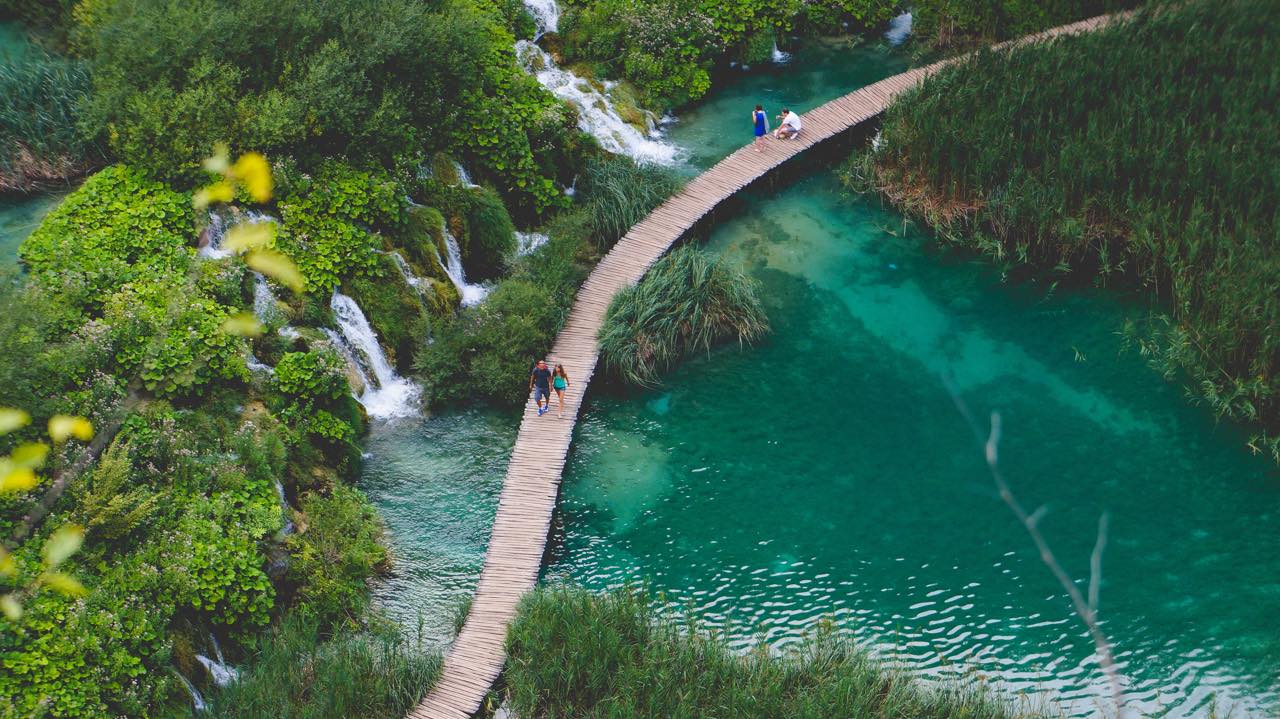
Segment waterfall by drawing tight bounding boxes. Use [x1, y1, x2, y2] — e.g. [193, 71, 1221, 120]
[514, 231, 550, 256]
[200, 210, 277, 259]
[453, 162, 480, 189]
[771, 41, 792, 64]
[383, 250, 422, 290]
[246, 352, 273, 374]
[885, 12, 913, 46]
[274, 479, 295, 536]
[438, 225, 490, 306]
[195, 634, 239, 688]
[173, 669, 208, 712]
[523, 0, 559, 36]
[327, 292, 421, 420]
[515, 41, 680, 166]
[252, 273, 283, 326]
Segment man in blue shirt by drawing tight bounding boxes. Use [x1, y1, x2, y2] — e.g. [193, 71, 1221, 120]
[529, 359, 553, 416]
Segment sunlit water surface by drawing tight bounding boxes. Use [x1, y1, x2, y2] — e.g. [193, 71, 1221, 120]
[361, 38, 1279, 717]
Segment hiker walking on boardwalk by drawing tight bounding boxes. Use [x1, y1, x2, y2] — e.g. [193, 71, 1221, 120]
[552, 364, 570, 418]
[530, 359, 553, 416]
[751, 104, 769, 152]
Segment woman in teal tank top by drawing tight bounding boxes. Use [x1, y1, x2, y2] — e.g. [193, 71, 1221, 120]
[552, 364, 570, 418]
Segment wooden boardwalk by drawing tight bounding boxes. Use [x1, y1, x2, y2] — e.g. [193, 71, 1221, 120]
[408, 13, 1117, 719]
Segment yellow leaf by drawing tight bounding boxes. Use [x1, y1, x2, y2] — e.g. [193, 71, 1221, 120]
[11, 442, 49, 469]
[42, 525, 83, 567]
[0, 407, 30, 435]
[0, 594, 21, 621]
[0, 548, 14, 577]
[202, 143, 231, 175]
[223, 222, 276, 254]
[0, 466, 38, 494]
[193, 181, 235, 210]
[232, 152, 273, 203]
[48, 415, 93, 443]
[221, 312, 264, 337]
[40, 571, 87, 598]
[246, 249, 304, 293]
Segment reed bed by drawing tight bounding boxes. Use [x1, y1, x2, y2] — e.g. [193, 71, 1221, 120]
[505, 585, 1048, 719]
[598, 245, 769, 387]
[848, 0, 1280, 460]
[0, 48, 93, 190]
[207, 617, 440, 719]
[580, 156, 684, 249]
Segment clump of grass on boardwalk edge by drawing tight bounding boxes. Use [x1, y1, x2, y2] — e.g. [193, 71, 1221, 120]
[580, 155, 684, 249]
[846, 0, 1280, 461]
[599, 245, 769, 387]
[506, 584, 1048, 719]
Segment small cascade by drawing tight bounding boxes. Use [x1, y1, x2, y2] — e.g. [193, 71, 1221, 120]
[514, 231, 550, 256]
[384, 250, 422, 290]
[885, 12, 913, 46]
[453, 162, 480, 189]
[274, 479, 295, 537]
[771, 41, 792, 64]
[439, 225, 490, 306]
[195, 634, 239, 688]
[515, 41, 680, 166]
[523, 0, 559, 37]
[174, 669, 208, 712]
[200, 211, 277, 259]
[253, 274, 283, 326]
[246, 352, 273, 374]
[328, 292, 421, 419]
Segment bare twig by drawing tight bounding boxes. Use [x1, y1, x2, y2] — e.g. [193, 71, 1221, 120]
[944, 378, 1128, 716]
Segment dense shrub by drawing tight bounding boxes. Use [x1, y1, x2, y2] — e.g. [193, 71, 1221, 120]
[20, 165, 195, 310]
[599, 245, 768, 386]
[460, 186, 517, 280]
[207, 616, 440, 719]
[848, 0, 1280, 459]
[507, 584, 1042, 719]
[78, 0, 572, 212]
[284, 485, 388, 628]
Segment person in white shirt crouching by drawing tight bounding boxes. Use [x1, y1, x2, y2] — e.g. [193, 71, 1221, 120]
[774, 108, 802, 139]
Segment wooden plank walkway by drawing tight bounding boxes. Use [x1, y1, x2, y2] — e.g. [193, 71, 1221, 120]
[408, 13, 1118, 719]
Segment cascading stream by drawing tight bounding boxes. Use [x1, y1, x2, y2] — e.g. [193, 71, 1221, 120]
[439, 225, 490, 306]
[327, 292, 421, 420]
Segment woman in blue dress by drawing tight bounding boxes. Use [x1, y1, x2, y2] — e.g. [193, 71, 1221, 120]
[752, 104, 769, 152]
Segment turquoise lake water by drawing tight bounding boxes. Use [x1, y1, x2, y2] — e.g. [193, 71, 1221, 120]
[359, 38, 1280, 718]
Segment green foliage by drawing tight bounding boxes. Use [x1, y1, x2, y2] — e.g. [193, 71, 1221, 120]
[0, 44, 95, 191]
[71, 442, 164, 543]
[102, 279, 248, 397]
[20, 165, 195, 311]
[460, 186, 517, 280]
[599, 245, 769, 386]
[274, 352, 350, 403]
[579, 155, 683, 248]
[558, 0, 898, 108]
[507, 584, 1041, 719]
[911, 0, 1139, 51]
[207, 615, 440, 719]
[849, 0, 1280, 457]
[284, 485, 388, 628]
[78, 0, 574, 212]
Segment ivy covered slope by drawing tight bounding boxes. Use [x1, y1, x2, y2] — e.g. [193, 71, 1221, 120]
[846, 0, 1280, 460]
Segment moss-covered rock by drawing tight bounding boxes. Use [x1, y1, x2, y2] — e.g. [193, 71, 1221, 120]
[461, 186, 516, 280]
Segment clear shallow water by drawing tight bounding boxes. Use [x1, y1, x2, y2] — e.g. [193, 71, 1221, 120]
[360, 410, 515, 645]
[546, 174, 1280, 717]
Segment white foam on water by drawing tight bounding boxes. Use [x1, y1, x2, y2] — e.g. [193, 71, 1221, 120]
[195, 633, 239, 688]
[515, 40, 681, 166]
[523, 0, 559, 36]
[328, 292, 422, 419]
[199, 210, 277, 259]
[885, 12, 913, 46]
[174, 670, 207, 712]
[771, 41, 792, 64]
[453, 162, 480, 189]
